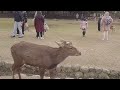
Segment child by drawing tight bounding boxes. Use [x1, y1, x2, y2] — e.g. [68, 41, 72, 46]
[44, 22, 49, 32]
[110, 25, 115, 32]
[80, 18, 88, 37]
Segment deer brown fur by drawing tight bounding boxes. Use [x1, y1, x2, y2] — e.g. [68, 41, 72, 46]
[11, 40, 81, 79]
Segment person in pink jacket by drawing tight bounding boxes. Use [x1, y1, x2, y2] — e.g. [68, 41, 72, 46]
[80, 18, 88, 37]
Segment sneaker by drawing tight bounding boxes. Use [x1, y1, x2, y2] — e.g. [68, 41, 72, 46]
[40, 37, 44, 39]
[11, 35, 15, 38]
[37, 37, 40, 39]
[18, 36, 24, 38]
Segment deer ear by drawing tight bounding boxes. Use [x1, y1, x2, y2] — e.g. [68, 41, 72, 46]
[66, 41, 72, 46]
[55, 41, 64, 47]
[60, 40, 66, 44]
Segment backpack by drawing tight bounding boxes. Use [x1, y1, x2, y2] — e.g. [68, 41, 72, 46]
[104, 16, 112, 25]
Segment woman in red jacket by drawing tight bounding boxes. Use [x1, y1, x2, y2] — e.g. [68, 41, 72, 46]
[34, 11, 44, 39]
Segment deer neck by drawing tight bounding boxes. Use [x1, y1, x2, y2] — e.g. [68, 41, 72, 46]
[54, 48, 69, 64]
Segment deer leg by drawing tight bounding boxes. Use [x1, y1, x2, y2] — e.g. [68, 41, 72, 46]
[12, 66, 21, 79]
[49, 68, 57, 79]
[15, 64, 23, 79]
[12, 64, 16, 79]
[18, 68, 22, 79]
[39, 67, 45, 79]
[12, 71, 15, 79]
[18, 72, 21, 79]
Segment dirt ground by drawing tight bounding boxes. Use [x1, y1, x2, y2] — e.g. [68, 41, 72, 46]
[0, 74, 75, 79]
[0, 74, 59, 79]
[0, 18, 120, 74]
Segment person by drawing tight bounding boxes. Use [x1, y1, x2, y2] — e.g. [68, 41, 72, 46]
[34, 11, 45, 39]
[11, 11, 24, 38]
[34, 11, 37, 18]
[93, 13, 96, 21]
[43, 15, 49, 36]
[43, 21, 49, 36]
[17, 11, 28, 35]
[76, 13, 79, 21]
[33, 11, 37, 21]
[80, 14, 84, 20]
[101, 11, 113, 40]
[23, 11, 29, 32]
[80, 18, 88, 37]
[98, 15, 103, 31]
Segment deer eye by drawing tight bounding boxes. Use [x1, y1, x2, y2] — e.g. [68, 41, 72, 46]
[69, 47, 73, 49]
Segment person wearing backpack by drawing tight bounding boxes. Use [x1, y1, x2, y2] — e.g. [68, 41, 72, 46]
[101, 12, 113, 40]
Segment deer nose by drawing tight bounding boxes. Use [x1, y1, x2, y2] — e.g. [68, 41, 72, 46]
[79, 52, 81, 55]
[76, 52, 81, 56]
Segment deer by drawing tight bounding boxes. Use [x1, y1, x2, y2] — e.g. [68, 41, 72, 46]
[11, 40, 81, 79]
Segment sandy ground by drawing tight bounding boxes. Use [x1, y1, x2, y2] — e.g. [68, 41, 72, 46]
[0, 18, 120, 72]
[0, 74, 75, 79]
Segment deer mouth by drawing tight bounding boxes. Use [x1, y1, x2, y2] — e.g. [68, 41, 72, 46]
[75, 52, 81, 56]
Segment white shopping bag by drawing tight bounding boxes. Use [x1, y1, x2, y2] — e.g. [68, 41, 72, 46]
[44, 22, 49, 31]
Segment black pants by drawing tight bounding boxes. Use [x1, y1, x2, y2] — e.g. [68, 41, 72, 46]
[17, 23, 25, 34]
[82, 30, 86, 37]
[98, 23, 100, 31]
[76, 18, 79, 21]
[36, 32, 43, 37]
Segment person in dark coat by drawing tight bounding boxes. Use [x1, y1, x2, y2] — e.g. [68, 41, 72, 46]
[80, 14, 84, 20]
[34, 11, 44, 39]
[98, 15, 103, 31]
[17, 11, 28, 34]
[11, 11, 24, 38]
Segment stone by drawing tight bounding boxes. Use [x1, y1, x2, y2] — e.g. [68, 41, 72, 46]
[110, 70, 119, 75]
[0, 61, 5, 67]
[88, 67, 96, 73]
[117, 71, 120, 78]
[83, 72, 97, 79]
[71, 64, 80, 72]
[65, 78, 74, 79]
[56, 65, 62, 73]
[63, 64, 72, 73]
[60, 73, 66, 79]
[103, 69, 110, 74]
[95, 68, 103, 74]
[109, 70, 119, 79]
[4, 63, 12, 69]
[80, 66, 89, 73]
[69, 73, 75, 78]
[98, 72, 110, 79]
[75, 72, 84, 79]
